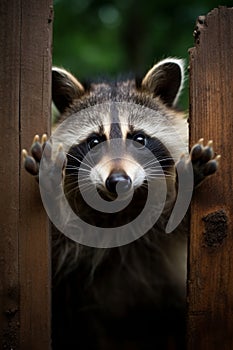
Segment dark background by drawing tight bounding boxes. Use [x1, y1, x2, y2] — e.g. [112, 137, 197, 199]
[53, 0, 229, 109]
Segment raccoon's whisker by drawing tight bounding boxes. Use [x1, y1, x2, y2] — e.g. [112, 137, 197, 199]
[142, 157, 174, 168]
[65, 152, 94, 170]
[148, 168, 175, 175]
[65, 180, 92, 191]
[75, 148, 98, 168]
[158, 158, 174, 164]
[144, 167, 175, 175]
[161, 173, 175, 178]
[65, 174, 80, 178]
[77, 180, 93, 187]
[65, 177, 93, 188]
[148, 171, 174, 176]
[152, 156, 174, 164]
[146, 169, 176, 178]
[77, 184, 94, 192]
[148, 168, 175, 174]
[147, 173, 173, 178]
[78, 168, 93, 174]
[144, 169, 173, 176]
[145, 164, 174, 170]
[63, 181, 79, 192]
[65, 152, 83, 163]
[65, 167, 91, 174]
[65, 168, 79, 173]
[142, 159, 161, 167]
[65, 164, 81, 169]
[65, 182, 93, 198]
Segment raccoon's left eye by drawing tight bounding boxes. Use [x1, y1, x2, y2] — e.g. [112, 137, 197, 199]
[88, 136, 101, 150]
[132, 133, 147, 148]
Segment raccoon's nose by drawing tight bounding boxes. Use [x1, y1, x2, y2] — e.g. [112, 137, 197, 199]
[106, 172, 132, 194]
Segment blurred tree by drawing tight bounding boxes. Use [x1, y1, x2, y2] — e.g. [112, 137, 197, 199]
[53, 0, 229, 109]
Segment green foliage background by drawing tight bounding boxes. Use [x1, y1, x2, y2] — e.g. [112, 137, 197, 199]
[53, 0, 230, 109]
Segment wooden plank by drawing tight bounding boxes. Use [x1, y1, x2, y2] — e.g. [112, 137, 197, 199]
[187, 7, 233, 350]
[0, 0, 53, 349]
[19, 1, 53, 349]
[0, 1, 21, 348]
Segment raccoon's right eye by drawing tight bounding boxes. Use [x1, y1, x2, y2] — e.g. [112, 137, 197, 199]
[132, 133, 147, 148]
[87, 136, 101, 150]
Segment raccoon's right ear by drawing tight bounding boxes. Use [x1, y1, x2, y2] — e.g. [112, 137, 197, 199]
[141, 58, 185, 107]
[52, 67, 85, 113]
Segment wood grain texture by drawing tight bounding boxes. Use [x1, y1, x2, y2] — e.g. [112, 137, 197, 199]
[19, 1, 53, 349]
[0, 0, 53, 349]
[188, 7, 233, 350]
[0, 1, 21, 348]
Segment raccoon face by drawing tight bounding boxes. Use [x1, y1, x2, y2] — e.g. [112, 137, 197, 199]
[64, 123, 175, 202]
[51, 58, 186, 217]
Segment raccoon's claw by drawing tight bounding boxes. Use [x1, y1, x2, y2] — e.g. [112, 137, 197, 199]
[190, 139, 220, 186]
[30, 134, 43, 162]
[22, 149, 39, 176]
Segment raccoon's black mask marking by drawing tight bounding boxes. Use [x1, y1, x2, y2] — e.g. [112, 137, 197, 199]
[64, 126, 174, 228]
[65, 130, 174, 182]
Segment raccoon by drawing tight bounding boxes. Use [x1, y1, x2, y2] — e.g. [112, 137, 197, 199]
[23, 58, 219, 350]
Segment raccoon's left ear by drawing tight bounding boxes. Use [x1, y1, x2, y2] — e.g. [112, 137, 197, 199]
[52, 67, 85, 113]
[141, 58, 185, 107]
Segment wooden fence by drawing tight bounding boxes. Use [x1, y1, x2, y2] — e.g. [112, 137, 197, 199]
[188, 6, 233, 349]
[0, 3, 232, 350]
[0, 0, 52, 349]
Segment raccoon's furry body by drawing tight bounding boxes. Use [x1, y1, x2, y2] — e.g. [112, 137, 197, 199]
[47, 58, 188, 349]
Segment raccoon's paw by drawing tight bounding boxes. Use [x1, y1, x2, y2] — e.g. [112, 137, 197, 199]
[22, 134, 48, 180]
[22, 134, 66, 187]
[190, 138, 220, 187]
[176, 139, 220, 188]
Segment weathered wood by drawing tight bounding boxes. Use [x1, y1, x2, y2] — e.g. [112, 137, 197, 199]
[0, 1, 53, 349]
[188, 7, 233, 350]
[0, 1, 21, 348]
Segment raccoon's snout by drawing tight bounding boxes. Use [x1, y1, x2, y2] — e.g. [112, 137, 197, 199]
[106, 171, 132, 194]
